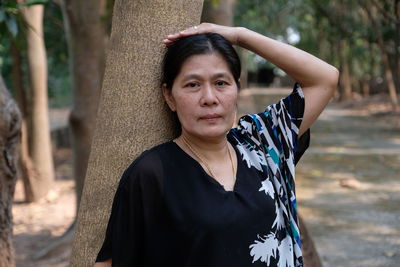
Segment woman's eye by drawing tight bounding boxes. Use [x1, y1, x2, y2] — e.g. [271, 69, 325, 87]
[216, 80, 228, 86]
[185, 82, 199, 88]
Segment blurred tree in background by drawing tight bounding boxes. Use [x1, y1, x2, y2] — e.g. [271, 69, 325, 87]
[0, 0, 399, 265]
[235, 0, 399, 107]
[0, 0, 57, 204]
[2, 0, 397, 109]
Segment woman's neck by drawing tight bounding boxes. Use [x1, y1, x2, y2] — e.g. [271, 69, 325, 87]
[176, 131, 229, 162]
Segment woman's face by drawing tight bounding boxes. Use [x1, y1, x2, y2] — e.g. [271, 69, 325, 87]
[163, 53, 238, 140]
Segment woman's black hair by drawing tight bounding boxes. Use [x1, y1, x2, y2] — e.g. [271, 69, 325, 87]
[162, 33, 241, 90]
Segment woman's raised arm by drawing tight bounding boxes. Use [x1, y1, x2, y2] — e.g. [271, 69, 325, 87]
[163, 23, 339, 137]
[235, 26, 339, 136]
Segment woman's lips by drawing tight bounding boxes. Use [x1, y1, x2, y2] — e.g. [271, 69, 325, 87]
[199, 114, 222, 121]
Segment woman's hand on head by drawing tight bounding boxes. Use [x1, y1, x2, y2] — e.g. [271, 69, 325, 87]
[162, 23, 241, 46]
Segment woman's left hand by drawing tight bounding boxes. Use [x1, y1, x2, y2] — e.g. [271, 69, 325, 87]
[162, 23, 241, 46]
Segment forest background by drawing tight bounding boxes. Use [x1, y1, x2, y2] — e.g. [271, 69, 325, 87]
[0, 0, 399, 266]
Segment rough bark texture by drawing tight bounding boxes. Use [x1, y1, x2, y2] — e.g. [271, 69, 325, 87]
[61, 0, 107, 211]
[69, 0, 204, 266]
[21, 4, 55, 201]
[0, 75, 22, 267]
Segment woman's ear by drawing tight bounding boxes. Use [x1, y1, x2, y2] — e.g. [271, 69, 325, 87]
[161, 83, 176, 112]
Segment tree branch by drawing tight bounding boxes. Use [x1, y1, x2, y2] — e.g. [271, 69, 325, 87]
[371, 0, 399, 23]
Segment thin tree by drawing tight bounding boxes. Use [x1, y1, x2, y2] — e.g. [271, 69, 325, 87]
[31, 0, 110, 259]
[20, 2, 55, 201]
[61, 0, 107, 211]
[361, 3, 399, 108]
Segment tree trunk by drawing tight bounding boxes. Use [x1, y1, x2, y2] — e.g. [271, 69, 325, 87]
[299, 216, 323, 267]
[69, 0, 204, 265]
[21, 4, 55, 201]
[11, 38, 39, 203]
[0, 75, 22, 267]
[201, 0, 250, 89]
[61, 0, 107, 211]
[363, 5, 399, 107]
[392, 0, 399, 90]
[380, 48, 399, 107]
[239, 48, 249, 89]
[201, 0, 235, 26]
[338, 39, 352, 101]
[361, 79, 370, 97]
[19, 120, 39, 202]
[10, 41, 26, 116]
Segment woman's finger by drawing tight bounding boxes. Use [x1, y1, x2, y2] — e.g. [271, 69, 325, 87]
[162, 23, 215, 45]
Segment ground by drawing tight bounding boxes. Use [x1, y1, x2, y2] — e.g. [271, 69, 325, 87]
[11, 88, 400, 266]
[12, 148, 75, 267]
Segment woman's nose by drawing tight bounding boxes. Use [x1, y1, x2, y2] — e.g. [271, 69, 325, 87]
[200, 83, 218, 106]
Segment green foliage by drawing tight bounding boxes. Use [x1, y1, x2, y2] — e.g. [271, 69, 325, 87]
[234, 0, 399, 93]
[0, 0, 70, 107]
[44, 1, 70, 107]
[0, 0, 22, 37]
[234, 0, 303, 72]
[23, 0, 48, 6]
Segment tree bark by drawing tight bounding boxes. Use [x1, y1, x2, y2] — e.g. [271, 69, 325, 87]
[10, 41, 26, 117]
[10, 39, 39, 203]
[21, 4, 55, 201]
[0, 75, 22, 267]
[69, 0, 204, 266]
[61, 0, 107, 211]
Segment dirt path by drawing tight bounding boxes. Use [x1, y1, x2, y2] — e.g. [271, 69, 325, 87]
[239, 88, 400, 267]
[12, 88, 400, 266]
[12, 148, 75, 267]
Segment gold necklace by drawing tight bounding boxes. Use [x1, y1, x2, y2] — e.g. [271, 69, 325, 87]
[181, 135, 236, 186]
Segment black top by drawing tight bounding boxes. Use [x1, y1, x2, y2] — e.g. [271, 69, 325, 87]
[96, 84, 310, 267]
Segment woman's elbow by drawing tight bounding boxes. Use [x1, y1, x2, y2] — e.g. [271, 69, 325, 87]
[327, 66, 340, 90]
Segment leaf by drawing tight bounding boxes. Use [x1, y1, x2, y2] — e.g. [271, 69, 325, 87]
[22, 0, 49, 6]
[5, 14, 18, 37]
[4, 1, 19, 9]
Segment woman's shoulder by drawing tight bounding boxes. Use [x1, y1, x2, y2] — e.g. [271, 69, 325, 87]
[118, 141, 174, 189]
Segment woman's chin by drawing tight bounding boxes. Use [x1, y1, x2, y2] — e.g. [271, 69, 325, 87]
[194, 127, 231, 140]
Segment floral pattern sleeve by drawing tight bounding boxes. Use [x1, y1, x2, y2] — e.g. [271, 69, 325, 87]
[229, 83, 310, 267]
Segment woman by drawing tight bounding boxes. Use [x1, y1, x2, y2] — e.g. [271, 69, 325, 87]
[94, 23, 338, 267]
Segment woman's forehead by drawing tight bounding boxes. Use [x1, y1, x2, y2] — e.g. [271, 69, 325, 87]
[178, 53, 233, 77]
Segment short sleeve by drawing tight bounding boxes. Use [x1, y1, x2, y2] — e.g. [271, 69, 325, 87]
[95, 165, 145, 266]
[235, 83, 310, 165]
[275, 83, 310, 164]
